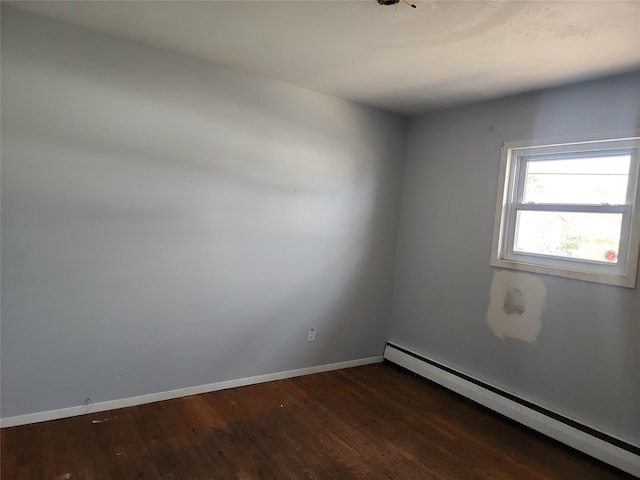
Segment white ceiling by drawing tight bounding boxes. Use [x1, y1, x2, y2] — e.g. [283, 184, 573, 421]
[7, 0, 640, 114]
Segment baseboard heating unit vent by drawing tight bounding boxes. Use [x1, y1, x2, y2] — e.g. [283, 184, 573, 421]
[384, 342, 640, 477]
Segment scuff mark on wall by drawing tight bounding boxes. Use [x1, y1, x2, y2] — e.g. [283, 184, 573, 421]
[486, 270, 546, 343]
[503, 286, 526, 315]
[83, 397, 93, 414]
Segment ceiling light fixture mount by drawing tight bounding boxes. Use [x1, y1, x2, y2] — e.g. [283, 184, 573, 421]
[378, 0, 417, 8]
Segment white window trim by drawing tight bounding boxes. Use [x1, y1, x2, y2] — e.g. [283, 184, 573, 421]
[490, 134, 640, 288]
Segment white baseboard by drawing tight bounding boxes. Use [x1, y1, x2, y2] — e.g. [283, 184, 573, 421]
[384, 343, 640, 478]
[0, 356, 383, 429]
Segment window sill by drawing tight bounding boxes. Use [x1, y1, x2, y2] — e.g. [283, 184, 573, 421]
[490, 257, 637, 288]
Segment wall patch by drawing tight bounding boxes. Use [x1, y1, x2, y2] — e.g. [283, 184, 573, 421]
[486, 270, 545, 343]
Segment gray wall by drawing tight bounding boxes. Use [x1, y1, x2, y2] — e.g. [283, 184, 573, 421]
[1, 9, 407, 418]
[390, 71, 640, 445]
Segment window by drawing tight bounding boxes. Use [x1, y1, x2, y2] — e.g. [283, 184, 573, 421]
[491, 135, 640, 287]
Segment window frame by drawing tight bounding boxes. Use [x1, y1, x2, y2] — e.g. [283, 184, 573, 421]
[490, 135, 640, 288]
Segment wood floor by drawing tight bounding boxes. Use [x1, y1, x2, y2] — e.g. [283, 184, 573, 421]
[1, 362, 632, 479]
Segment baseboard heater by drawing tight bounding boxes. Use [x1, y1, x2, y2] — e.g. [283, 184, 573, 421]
[384, 342, 640, 478]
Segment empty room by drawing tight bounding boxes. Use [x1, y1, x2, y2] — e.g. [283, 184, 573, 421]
[1, 1, 639, 478]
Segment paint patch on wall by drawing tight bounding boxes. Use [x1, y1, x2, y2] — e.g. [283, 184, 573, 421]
[486, 270, 546, 343]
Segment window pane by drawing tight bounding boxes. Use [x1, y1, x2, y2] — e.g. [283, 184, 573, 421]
[514, 211, 622, 263]
[523, 155, 630, 205]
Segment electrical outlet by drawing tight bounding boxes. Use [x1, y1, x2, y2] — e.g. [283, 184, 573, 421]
[308, 328, 316, 342]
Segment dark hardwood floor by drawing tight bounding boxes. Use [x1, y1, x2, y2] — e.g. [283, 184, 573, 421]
[1, 362, 633, 479]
